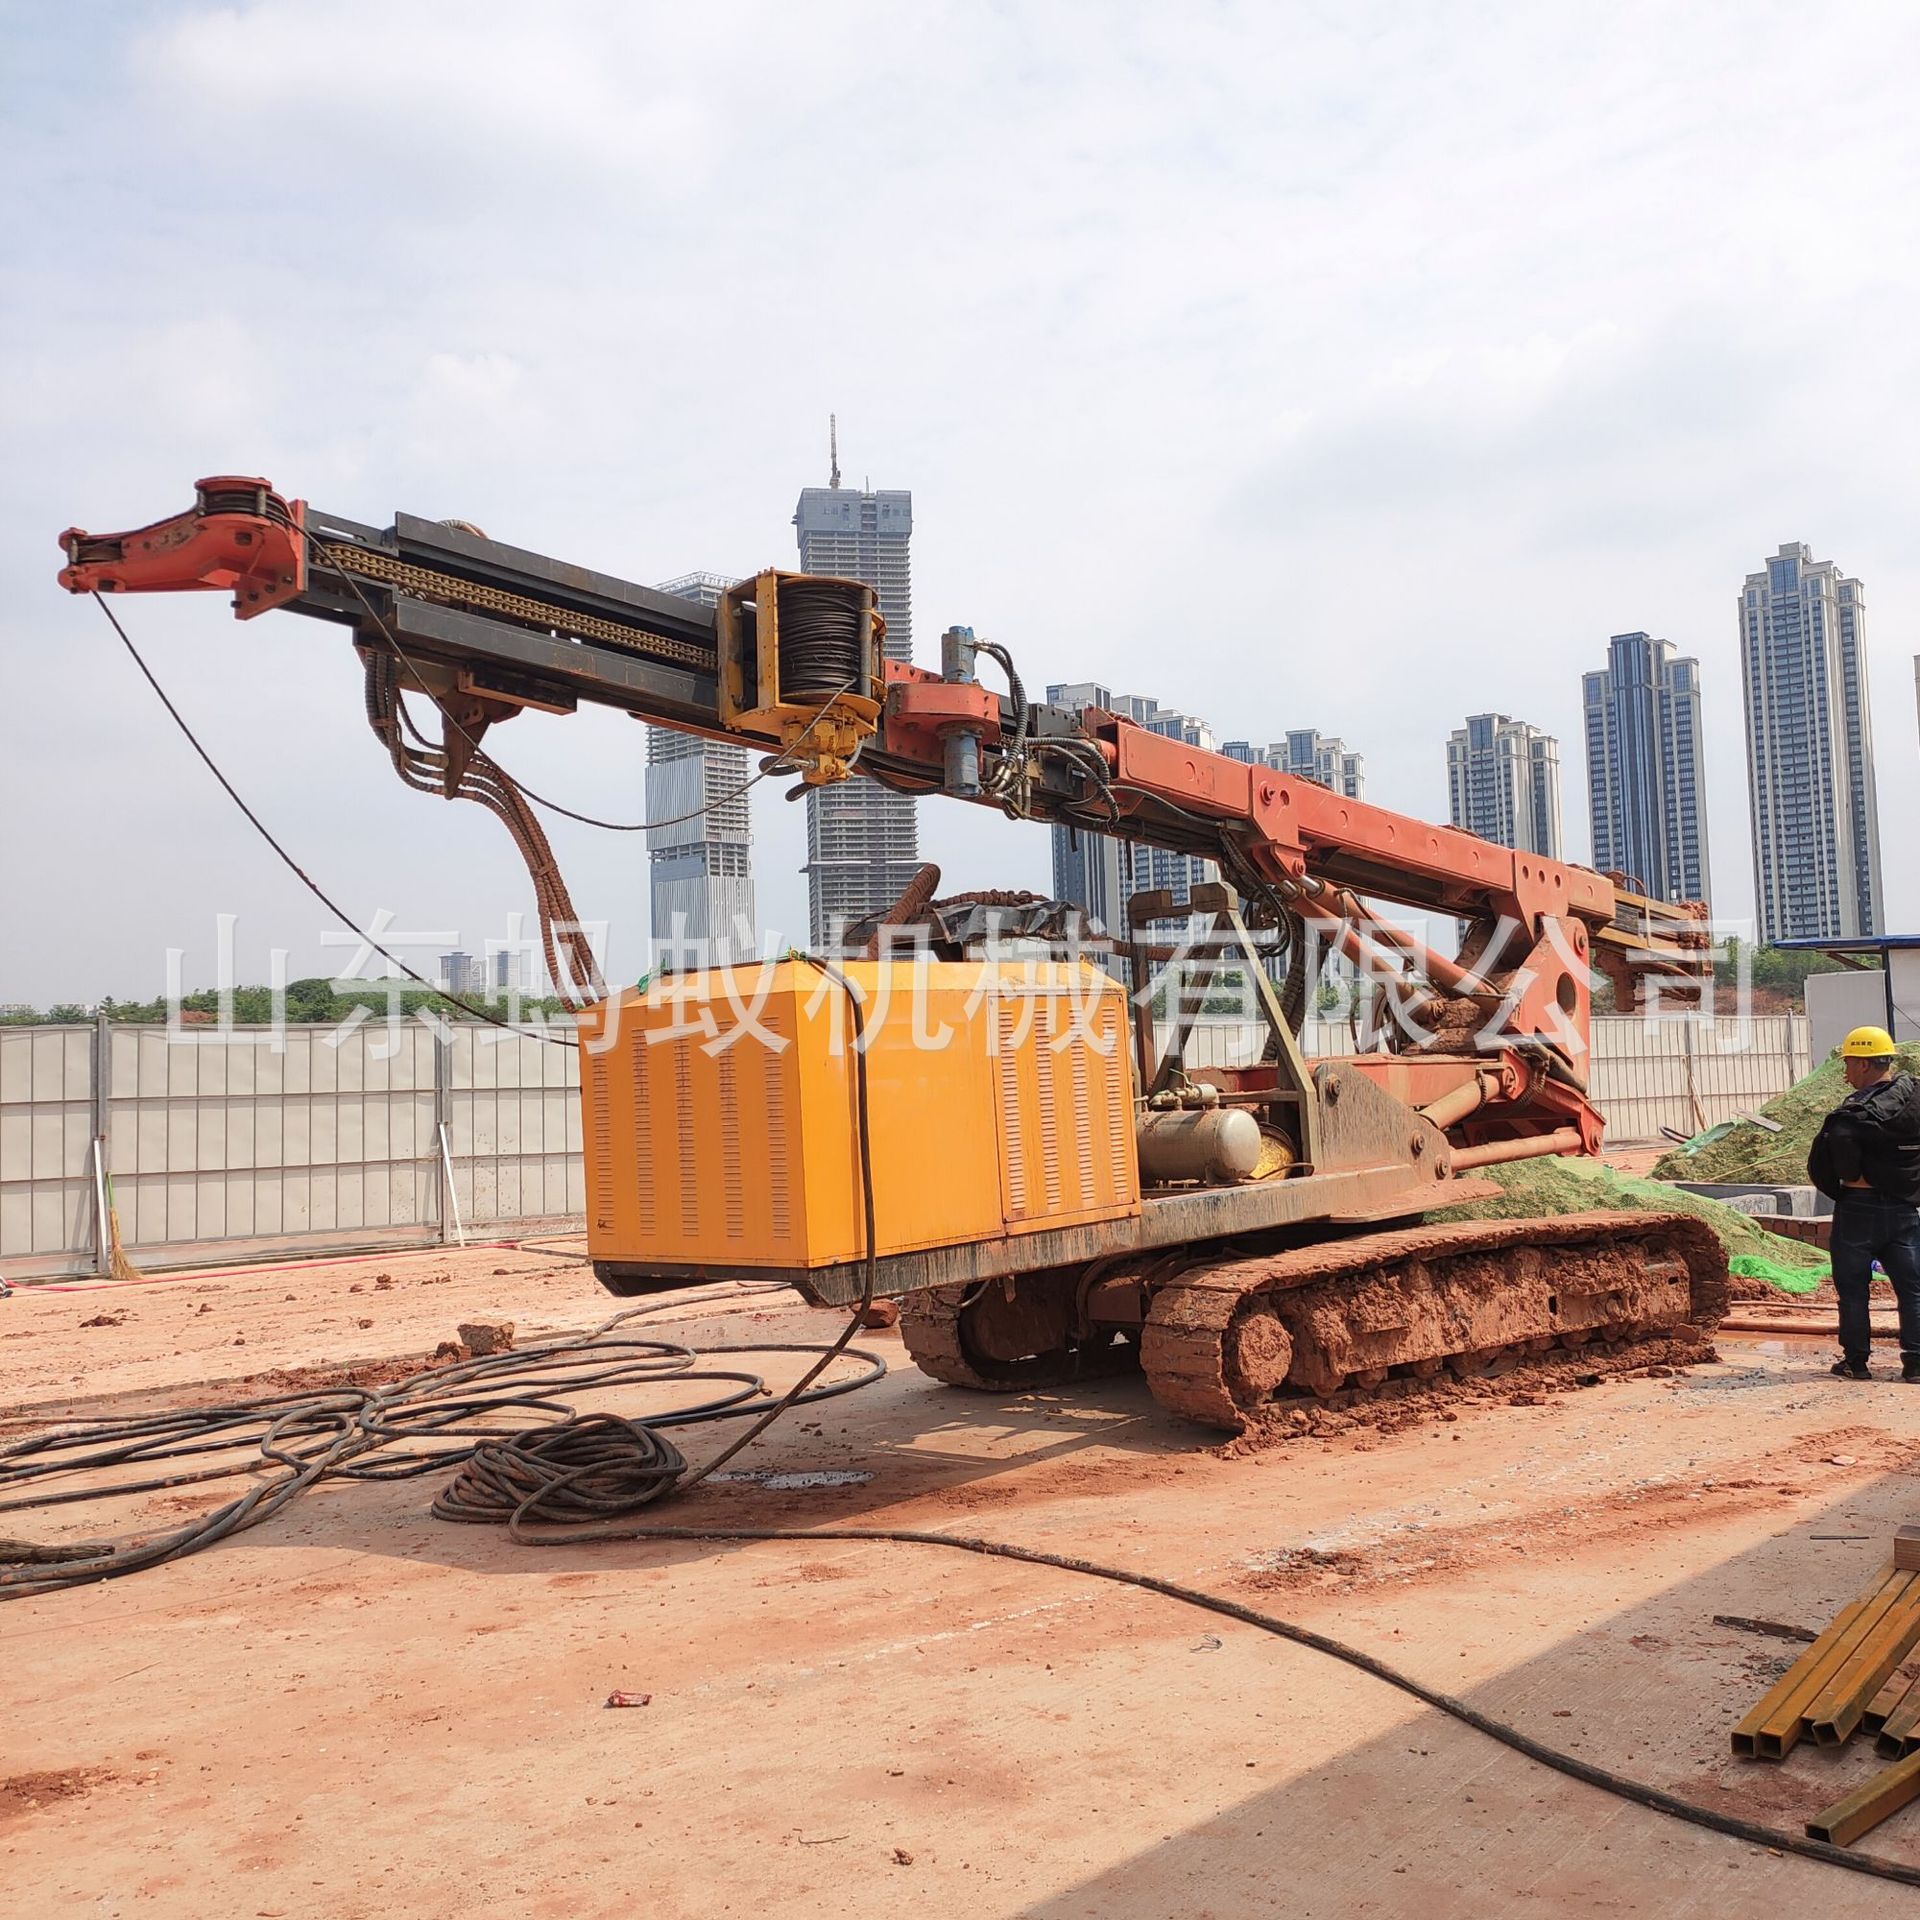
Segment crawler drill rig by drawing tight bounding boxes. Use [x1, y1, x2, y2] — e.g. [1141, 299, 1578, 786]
[58, 479, 1728, 1429]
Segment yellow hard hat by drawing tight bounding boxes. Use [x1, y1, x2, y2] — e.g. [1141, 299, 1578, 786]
[1842, 1025, 1897, 1058]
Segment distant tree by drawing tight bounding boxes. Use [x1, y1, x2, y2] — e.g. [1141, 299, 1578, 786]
[285, 977, 340, 1021]
[1713, 936, 1864, 1006]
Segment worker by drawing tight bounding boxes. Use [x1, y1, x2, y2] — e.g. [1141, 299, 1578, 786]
[1807, 1026, 1920, 1381]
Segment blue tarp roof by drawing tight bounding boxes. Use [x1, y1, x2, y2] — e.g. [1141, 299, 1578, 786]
[1774, 935, 1920, 952]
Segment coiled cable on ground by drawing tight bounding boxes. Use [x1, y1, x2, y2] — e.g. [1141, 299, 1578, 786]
[0, 1287, 884, 1601]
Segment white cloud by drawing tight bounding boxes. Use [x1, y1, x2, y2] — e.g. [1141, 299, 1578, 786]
[5, 0, 1919, 1003]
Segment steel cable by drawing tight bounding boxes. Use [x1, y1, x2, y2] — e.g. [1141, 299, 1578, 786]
[92, 592, 576, 1045]
[0, 1287, 884, 1601]
[461, 1514, 1920, 1891]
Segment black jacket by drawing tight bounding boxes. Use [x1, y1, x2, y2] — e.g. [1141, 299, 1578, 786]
[1808, 1071, 1920, 1205]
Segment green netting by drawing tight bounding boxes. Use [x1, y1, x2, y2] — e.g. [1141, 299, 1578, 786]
[1726, 1253, 1826, 1294]
[1434, 1154, 1829, 1271]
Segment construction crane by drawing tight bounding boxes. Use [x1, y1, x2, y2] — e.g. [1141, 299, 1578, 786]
[57, 477, 1728, 1429]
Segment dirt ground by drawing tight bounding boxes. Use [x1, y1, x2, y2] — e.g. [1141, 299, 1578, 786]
[5, 1238, 1920, 1918]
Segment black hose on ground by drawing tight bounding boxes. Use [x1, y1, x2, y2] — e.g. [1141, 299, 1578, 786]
[7, 969, 1908, 1884]
[0, 1287, 885, 1601]
[435, 1481, 1920, 1890]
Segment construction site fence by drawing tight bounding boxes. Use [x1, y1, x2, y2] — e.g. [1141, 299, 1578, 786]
[1182, 1012, 1811, 1146]
[2, 1011, 1811, 1281]
[1, 1019, 582, 1281]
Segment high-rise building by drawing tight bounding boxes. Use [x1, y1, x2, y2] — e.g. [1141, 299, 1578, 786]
[1048, 681, 1128, 936]
[1582, 633, 1711, 905]
[794, 472, 918, 946]
[490, 948, 532, 996]
[440, 951, 475, 996]
[1048, 684, 1216, 934]
[1741, 543, 1882, 940]
[1222, 730, 1365, 799]
[1445, 714, 1562, 858]
[645, 573, 755, 961]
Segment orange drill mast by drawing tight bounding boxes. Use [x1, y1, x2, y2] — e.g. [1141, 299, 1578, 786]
[57, 474, 1707, 1163]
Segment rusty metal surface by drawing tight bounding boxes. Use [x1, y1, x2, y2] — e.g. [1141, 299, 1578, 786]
[593, 1158, 1459, 1307]
[1807, 1744, 1920, 1846]
[1138, 1210, 1730, 1431]
[1312, 1060, 1452, 1174]
[325, 541, 716, 668]
[897, 1275, 1135, 1392]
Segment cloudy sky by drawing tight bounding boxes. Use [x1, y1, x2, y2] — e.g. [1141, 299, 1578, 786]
[4, 1, 1917, 1006]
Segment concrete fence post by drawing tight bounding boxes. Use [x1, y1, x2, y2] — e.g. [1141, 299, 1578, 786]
[1680, 1017, 1705, 1135]
[433, 1025, 453, 1246]
[90, 1014, 111, 1276]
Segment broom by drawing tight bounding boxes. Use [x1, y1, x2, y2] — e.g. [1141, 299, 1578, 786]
[91, 1137, 142, 1282]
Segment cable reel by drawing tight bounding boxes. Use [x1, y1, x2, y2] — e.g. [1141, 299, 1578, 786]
[715, 570, 885, 785]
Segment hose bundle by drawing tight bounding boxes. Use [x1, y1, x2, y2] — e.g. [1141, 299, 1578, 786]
[0, 1291, 883, 1601]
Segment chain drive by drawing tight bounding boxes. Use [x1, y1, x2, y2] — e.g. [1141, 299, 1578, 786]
[320, 544, 716, 670]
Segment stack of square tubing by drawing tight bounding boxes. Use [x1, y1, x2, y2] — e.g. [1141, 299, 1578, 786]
[1732, 1560, 1920, 1847]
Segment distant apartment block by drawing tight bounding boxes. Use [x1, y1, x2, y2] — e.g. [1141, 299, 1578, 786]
[1048, 683, 1217, 934]
[646, 573, 755, 960]
[489, 949, 532, 996]
[440, 952, 475, 997]
[1446, 714, 1562, 858]
[1740, 543, 1883, 940]
[1222, 730, 1365, 799]
[1582, 632, 1711, 905]
[795, 482, 917, 945]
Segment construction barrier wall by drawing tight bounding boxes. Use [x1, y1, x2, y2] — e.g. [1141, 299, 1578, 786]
[1180, 1012, 1811, 1144]
[0, 1020, 584, 1281]
[1, 1012, 1808, 1282]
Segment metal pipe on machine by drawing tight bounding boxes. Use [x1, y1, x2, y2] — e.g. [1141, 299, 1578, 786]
[1418, 1071, 1499, 1134]
[1448, 1126, 1584, 1170]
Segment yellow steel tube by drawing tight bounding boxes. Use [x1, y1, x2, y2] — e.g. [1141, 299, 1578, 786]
[1731, 1566, 1907, 1759]
[1733, 1597, 1871, 1757]
[1877, 1680, 1920, 1759]
[1807, 1747, 1920, 1846]
[1757, 1573, 1913, 1758]
[1809, 1590, 1920, 1744]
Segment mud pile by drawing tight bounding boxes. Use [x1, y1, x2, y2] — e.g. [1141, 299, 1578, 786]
[1434, 1154, 1827, 1275]
[1650, 1043, 1920, 1185]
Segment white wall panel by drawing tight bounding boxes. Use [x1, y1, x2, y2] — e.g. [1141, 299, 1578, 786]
[2, 1005, 1814, 1281]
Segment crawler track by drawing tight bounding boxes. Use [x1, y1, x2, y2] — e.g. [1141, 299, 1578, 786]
[1139, 1210, 1728, 1429]
[899, 1270, 1135, 1391]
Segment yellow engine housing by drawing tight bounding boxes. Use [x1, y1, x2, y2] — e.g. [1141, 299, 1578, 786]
[575, 959, 1141, 1283]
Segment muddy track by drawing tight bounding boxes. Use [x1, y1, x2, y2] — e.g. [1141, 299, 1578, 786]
[899, 1280, 1135, 1391]
[1140, 1210, 1729, 1430]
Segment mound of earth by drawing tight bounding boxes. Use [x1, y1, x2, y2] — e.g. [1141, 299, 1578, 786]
[1651, 1043, 1920, 1185]
[1432, 1154, 1828, 1277]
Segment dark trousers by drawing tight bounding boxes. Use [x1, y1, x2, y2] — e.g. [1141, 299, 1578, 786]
[1830, 1193, 1920, 1364]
